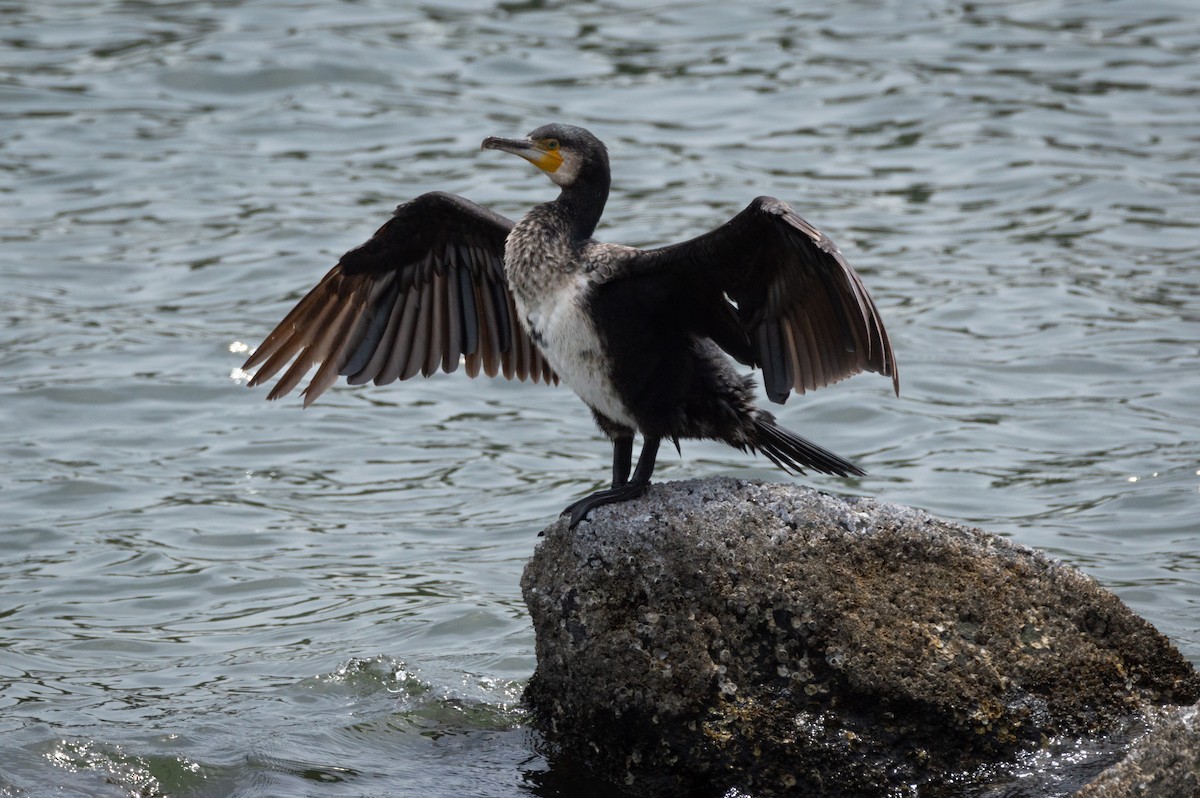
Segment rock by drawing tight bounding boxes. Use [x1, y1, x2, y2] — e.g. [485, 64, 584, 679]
[1073, 702, 1200, 798]
[521, 477, 1200, 797]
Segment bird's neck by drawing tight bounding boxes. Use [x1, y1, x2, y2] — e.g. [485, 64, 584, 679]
[552, 173, 610, 241]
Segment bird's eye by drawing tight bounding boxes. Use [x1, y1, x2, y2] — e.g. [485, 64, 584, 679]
[545, 139, 559, 150]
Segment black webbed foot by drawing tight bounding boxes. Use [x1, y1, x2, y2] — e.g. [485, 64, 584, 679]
[554, 435, 661, 532]
[561, 480, 650, 529]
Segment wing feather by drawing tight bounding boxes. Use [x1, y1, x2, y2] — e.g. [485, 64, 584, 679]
[634, 196, 898, 403]
[396, 280, 428, 381]
[242, 191, 558, 404]
[457, 264, 479, 357]
[350, 280, 406, 386]
[478, 278, 502, 378]
[260, 292, 344, 399]
[342, 275, 399, 381]
[301, 296, 362, 407]
[429, 274, 447, 378]
[442, 259, 462, 374]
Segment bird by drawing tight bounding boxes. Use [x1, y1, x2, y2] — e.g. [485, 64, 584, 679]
[241, 123, 898, 528]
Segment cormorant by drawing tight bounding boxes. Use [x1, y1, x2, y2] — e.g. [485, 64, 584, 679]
[242, 123, 898, 527]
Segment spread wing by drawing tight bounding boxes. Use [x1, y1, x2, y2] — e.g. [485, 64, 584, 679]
[633, 196, 898, 404]
[242, 191, 557, 406]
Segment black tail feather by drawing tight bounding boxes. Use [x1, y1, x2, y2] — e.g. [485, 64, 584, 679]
[753, 417, 864, 478]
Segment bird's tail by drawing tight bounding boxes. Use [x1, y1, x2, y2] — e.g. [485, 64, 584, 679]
[752, 415, 865, 478]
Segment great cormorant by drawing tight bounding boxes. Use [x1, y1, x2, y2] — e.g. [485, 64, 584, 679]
[242, 123, 899, 527]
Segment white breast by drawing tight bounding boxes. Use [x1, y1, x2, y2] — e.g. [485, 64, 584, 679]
[514, 275, 637, 430]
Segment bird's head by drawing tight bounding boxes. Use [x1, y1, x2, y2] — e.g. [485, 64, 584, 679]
[482, 123, 608, 189]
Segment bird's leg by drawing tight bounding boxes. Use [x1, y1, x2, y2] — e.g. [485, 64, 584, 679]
[627, 435, 660, 485]
[611, 434, 634, 487]
[563, 436, 661, 529]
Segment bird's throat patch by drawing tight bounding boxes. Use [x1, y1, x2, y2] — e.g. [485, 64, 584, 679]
[533, 149, 563, 173]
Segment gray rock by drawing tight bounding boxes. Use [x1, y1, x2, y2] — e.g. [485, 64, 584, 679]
[521, 477, 1199, 797]
[1073, 702, 1200, 798]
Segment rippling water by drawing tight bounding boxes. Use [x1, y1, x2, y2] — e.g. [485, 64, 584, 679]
[2, 1, 1198, 795]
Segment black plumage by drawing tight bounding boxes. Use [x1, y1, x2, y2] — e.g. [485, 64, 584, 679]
[243, 123, 898, 527]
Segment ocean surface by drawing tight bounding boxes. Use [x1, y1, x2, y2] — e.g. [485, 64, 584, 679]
[2, 1, 1197, 795]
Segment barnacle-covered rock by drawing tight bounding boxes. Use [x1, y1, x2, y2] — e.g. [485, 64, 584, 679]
[521, 477, 1199, 796]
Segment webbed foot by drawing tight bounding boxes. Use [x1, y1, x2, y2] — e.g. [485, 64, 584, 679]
[561, 480, 650, 529]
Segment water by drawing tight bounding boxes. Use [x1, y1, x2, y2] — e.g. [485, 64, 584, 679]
[2, 1, 1197, 795]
